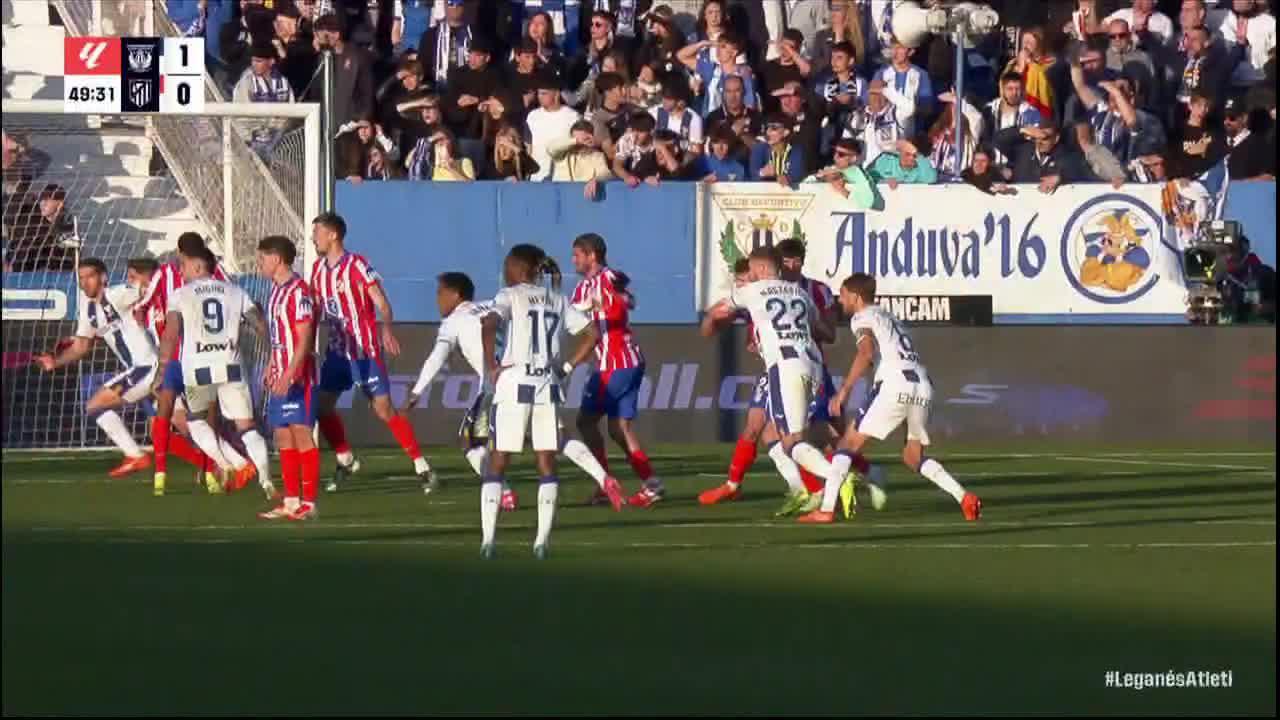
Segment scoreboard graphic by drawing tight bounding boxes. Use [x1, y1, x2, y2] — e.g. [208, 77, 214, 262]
[64, 37, 204, 114]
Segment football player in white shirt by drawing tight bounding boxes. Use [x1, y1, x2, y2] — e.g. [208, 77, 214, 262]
[154, 248, 274, 501]
[34, 258, 158, 478]
[700, 247, 842, 512]
[403, 271, 622, 511]
[475, 245, 600, 560]
[815, 273, 982, 523]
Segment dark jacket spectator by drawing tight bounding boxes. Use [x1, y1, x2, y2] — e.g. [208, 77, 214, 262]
[1156, 26, 1239, 120]
[632, 5, 685, 82]
[629, 129, 701, 181]
[589, 72, 639, 161]
[1104, 17, 1159, 112]
[748, 114, 807, 183]
[772, 81, 822, 175]
[313, 15, 376, 127]
[336, 118, 398, 181]
[995, 122, 1092, 191]
[377, 57, 429, 133]
[272, 5, 318, 99]
[1170, 93, 1227, 179]
[760, 29, 809, 112]
[567, 10, 635, 93]
[418, 0, 482, 91]
[5, 184, 76, 272]
[483, 124, 541, 180]
[443, 38, 505, 139]
[961, 148, 1015, 195]
[575, 1, 652, 52]
[1224, 97, 1274, 180]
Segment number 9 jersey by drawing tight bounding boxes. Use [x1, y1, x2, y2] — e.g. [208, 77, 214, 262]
[167, 277, 255, 419]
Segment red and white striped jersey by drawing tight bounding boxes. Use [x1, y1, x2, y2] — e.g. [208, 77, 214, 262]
[797, 275, 835, 359]
[571, 267, 644, 374]
[135, 260, 230, 359]
[267, 273, 315, 386]
[309, 251, 383, 360]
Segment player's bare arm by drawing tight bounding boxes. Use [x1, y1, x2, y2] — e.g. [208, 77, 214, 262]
[245, 305, 268, 339]
[830, 330, 875, 418]
[480, 313, 500, 384]
[274, 316, 314, 397]
[368, 282, 399, 356]
[699, 300, 734, 337]
[564, 323, 600, 374]
[405, 338, 451, 409]
[153, 310, 183, 391]
[34, 336, 92, 371]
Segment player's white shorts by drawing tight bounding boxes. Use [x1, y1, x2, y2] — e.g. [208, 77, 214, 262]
[490, 371, 563, 454]
[766, 355, 823, 436]
[857, 369, 932, 445]
[104, 365, 156, 404]
[184, 381, 254, 421]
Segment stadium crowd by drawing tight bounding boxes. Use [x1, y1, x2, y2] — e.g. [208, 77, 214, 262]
[171, 0, 1276, 194]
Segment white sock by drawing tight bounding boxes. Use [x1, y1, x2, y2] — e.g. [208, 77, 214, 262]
[790, 442, 836, 512]
[336, 450, 355, 467]
[535, 478, 559, 547]
[187, 420, 232, 470]
[824, 452, 854, 513]
[219, 436, 249, 471]
[95, 410, 142, 458]
[240, 430, 271, 489]
[561, 438, 607, 487]
[480, 478, 501, 545]
[465, 446, 487, 477]
[767, 442, 805, 493]
[414, 456, 432, 474]
[920, 458, 966, 503]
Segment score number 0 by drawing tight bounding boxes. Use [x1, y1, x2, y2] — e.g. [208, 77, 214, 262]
[161, 38, 204, 113]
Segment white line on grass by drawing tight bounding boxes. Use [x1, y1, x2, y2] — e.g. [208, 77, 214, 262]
[1056, 455, 1268, 471]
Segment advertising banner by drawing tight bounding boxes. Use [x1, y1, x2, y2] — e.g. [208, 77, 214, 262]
[697, 183, 1189, 323]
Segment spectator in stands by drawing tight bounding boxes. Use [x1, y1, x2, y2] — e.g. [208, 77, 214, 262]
[233, 42, 296, 158]
[810, 0, 867, 76]
[677, 31, 758, 116]
[872, 37, 935, 139]
[1063, 40, 1119, 129]
[377, 57, 426, 132]
[1072, 71, 1167, 164]
[272, 3, 317, 98]
[414, 129, 474, 181]
[1106, 18, 1160, 111]
[314, 14, 375, 127]
[391, 0, 431, 54]
[761, 29, 812, 113]
[843, 77, 902, 167]
[1106, 0, 1176, 47]
[569, 10, 627, 96]
[748, 113, 806, 185]
[419, 0, 477, 93]
[995, 121, 1091, 193]
[693, 0, 731, 50]
[337, 117, 398, 182]
[507, 39, 544, 110]
[1224, 96, 1275, 178]
[219, 0, 275, 92]
[926, 92, 984, 180]
[514, 11, 567, 82]
[982, 72, 1043, 166]
[484, 124, 540, 181]
[590, 72, 637, 162]
[1218, 0, 1277, 88]
[1127, 151, 1171, 182]
[1074, 121, 1130, 186]
[2, 132, 49, 214]
[813, 41, 866, 158]
[443, 35, 504, 141]
[479, 88, 527, 152]
[868, 139, 938, 188]
[773, 81, 822, 176]
[576, 0, 649, 51]
[526, 74, 582, 181]
[805, 138, 877, 207]
[399, 92, 447, 179]
[6, 184, 76, 273]
[631, 61, 666, 109]
[1168, 25, 1235, 118]
[1065, 0, 1107, 43]
[703, 74, 763, 163]
[650, 84, 703, 155]
[1171, 92, 1228, 177]
[699, 125, 748, 182]
[630, 129, 702, 182]
[1003, 27, 1056, 118]
[634, 5, 685, 83]
[547, 120, 614, 199]
[962, 147, 1017, 195]
[613, 111, 659, 187]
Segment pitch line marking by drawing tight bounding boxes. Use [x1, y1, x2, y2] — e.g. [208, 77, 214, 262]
[1055, 455, 1268, 471]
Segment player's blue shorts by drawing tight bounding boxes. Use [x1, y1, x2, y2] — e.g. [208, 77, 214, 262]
[581, 365, 645, 419]
[810, 367, 837, 422]
[160, 360, 184, 393]
[318, 350, 390, 398]
[267, 382, 315, 429]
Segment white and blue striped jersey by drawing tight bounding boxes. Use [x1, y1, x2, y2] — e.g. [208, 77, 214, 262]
[75, 285, 157, 369]
[727, 279, 819, 368]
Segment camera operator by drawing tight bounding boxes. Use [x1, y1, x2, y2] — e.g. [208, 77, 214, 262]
[1218, 236, 1277, 324]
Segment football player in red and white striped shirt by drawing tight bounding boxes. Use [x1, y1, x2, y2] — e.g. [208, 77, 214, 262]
[255, 236, 321, 521]
[568, 233, 665, 507]
[135, 232, 257, 496]
[309, 212, 435, 490]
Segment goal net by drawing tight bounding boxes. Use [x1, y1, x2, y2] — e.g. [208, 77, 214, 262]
[2, 101, 320, 450]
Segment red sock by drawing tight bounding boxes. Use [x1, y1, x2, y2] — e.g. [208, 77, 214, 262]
[168, 434, 209, 470]
[385, 415, 422, 460]
[800, 467, 825, 493]
[627, 450, 653, 481]
[317, 414, 351, 455]
[280, 448, 301, 500]
[300, 448, 320, 502]
[849, 452, 871, 476]
[151, 417, 170, 472]
[728, 437, 757, 485]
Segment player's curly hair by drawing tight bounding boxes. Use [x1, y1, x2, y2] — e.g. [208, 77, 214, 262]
[507, 244, 562, 291]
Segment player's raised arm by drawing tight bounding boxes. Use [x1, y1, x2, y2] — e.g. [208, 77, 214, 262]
[35, 336, 92, 371]
[700, 299, 735, 337]
[830, 327, 876, 420]
[367, 281, 399, 357]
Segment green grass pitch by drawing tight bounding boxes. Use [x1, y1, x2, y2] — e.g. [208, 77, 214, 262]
[2, 443, 1275, 715]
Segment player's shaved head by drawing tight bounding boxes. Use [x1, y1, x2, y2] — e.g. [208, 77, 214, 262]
[747, 245, 780, 279]
[842, 273, 876, 302]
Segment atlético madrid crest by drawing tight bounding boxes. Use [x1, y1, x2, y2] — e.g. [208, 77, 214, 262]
[711, 192, 814, 271]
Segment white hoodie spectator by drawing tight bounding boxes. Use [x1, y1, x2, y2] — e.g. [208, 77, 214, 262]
[1217, 0, 1277, 87]
[525, 79, 582, 181]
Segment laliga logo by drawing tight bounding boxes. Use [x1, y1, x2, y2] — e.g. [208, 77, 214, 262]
[1060, 193, 1165, 304]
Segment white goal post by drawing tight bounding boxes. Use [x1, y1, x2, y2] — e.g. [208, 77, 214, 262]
[2, 100, 322, 450]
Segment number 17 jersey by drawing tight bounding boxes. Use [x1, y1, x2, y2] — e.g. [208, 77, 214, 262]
[728, 279, 819, 367]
